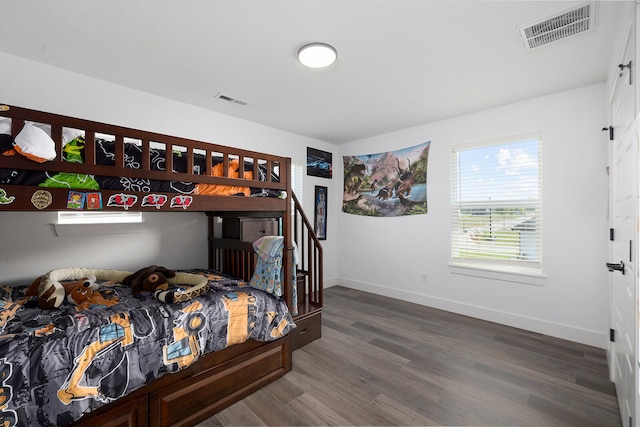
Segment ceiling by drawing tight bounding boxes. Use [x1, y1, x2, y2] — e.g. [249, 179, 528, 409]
[0, 1, 630, 144]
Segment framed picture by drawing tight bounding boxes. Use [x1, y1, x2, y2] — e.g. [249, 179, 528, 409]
[314, 186, 327, 240]
[307, 147, 332, 179]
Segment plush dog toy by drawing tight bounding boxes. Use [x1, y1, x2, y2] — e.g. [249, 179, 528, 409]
[122, 265, 176, 295]
[122, 265, 210, 303]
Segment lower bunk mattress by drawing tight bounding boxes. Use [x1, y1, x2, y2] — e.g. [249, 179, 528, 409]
[0, 269, 296, 427]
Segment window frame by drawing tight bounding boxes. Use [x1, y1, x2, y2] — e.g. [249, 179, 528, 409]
[449, 133, 545, 285]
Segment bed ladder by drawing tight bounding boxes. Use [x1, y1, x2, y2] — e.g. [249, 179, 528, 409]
[291, 192, 323, 346]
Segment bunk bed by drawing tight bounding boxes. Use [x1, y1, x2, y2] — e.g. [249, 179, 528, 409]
[0, 104, 303, 427]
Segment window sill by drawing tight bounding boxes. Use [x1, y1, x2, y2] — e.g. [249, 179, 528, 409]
[448, 262, 546, 286]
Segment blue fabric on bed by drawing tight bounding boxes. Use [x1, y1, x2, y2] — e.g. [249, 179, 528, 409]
[250, 236, 298, 315]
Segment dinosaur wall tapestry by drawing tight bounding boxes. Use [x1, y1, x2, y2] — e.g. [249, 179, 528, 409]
[343, 141, 430, 217]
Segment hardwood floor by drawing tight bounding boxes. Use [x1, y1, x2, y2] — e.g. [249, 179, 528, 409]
[198, 286, 621, 426]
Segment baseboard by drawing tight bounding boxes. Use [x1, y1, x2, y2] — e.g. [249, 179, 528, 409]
[338, 277, 607, 348]
[324, 276, 339, 289]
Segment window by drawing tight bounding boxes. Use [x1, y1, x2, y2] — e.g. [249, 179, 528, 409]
[450, 134, 542, 280]
[291, 160, 304, 204]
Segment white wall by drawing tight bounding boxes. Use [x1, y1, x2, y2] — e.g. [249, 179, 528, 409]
[0, 52, 338, 286]
[337, 83, 610, 347]
[0, 211, 208, 286]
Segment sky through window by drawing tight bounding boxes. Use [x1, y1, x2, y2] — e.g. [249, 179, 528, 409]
[456, 138, 539, 202]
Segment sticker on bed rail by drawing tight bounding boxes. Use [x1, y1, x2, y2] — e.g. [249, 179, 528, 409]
[170, 195, 193, 209]
[107, 193, 138, 210]
[0, 189, 15, 205]
[86, 192, 103, 210]
[67, 191, 85, 209]
[0, 105, 9, 112]
[31, 190, 52, 210]
[142, 194, 167, 209]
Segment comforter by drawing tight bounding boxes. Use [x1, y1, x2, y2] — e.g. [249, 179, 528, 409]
[0, 269, 295, 426]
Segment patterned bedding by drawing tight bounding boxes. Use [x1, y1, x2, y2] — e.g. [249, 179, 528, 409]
[0, 269, 295, 427]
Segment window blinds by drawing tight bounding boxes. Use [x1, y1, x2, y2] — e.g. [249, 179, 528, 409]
[451, 136, 541, 269]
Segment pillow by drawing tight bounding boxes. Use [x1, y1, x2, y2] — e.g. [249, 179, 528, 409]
[13, 122, 56, 162]
[31, 122, 83, 146]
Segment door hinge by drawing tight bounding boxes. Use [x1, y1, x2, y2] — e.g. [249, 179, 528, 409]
[602, 126, 614, 140]
[610, 228, 615, 241]
[610, 328, 615, 342]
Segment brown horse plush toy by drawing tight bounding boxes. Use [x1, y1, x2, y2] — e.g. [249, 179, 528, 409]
[122, 265, 176, 295]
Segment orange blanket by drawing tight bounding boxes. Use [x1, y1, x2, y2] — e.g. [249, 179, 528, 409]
[195, 159, 253, 196]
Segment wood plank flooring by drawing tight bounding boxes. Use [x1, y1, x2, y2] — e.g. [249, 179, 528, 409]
[197, 286, 621, 426]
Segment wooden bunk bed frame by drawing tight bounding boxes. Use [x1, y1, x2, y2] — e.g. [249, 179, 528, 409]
[0, 104, 298, 427]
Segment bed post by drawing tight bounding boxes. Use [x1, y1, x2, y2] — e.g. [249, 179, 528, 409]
[283, 157, 293, 311]
[207, 212, 215, 269]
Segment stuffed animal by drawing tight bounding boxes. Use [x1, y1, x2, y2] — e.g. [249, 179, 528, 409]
[122, 265, 176, 295]
[61, 276, 120, 311]
[122, 266, 210, 303]
[63, 275, 99, 305]
[26, 273, 120, 310]
[28, 267, 209, 308]
[27, 268, 131, 310]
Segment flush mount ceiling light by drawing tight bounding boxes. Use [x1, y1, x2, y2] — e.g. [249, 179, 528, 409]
[297, 43, 337, 68]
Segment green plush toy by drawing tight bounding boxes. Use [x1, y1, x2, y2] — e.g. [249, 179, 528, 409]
[39, 136, 101, 190]
[63, 136, 85, 163]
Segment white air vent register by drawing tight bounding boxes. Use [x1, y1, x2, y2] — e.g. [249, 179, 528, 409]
[518, 2, 596, 51]
[214, 93, 249, 106]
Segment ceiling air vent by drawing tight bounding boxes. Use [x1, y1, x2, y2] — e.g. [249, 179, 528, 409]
[214, 93, 249, 106]
[518, 2, 595, 51]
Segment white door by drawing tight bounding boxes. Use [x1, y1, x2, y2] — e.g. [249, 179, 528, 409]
[608, 19, 636, 427]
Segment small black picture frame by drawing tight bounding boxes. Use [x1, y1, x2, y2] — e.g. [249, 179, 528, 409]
[307, 147, 332, 179]
[314, 186, 327, 240]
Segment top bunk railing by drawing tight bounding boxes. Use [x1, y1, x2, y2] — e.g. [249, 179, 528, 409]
[0, 104, 291, 212]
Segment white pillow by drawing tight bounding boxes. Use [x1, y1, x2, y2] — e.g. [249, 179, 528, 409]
[13, 122, 57, 162]
[32, 122, 83, 146]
